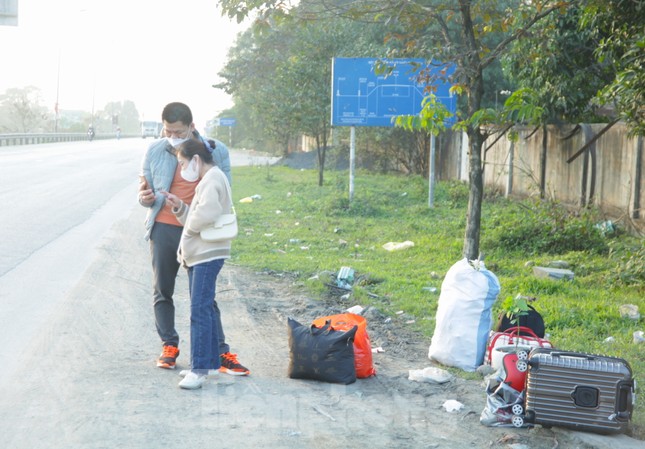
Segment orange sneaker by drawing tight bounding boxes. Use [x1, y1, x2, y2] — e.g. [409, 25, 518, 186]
[219, 352, 250, 376]
[157, 345, 180, 369]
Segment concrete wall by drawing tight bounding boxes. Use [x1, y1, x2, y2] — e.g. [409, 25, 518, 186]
[435, 123, 644, 232]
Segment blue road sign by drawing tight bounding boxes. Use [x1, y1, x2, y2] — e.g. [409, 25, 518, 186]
[331, 58, 455, 127]
[219, 118, 237, 126]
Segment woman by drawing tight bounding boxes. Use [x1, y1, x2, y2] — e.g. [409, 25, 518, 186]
[162, 139, 234, 389]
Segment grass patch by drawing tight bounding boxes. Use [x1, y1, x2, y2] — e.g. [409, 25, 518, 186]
[230, 165, 644, 438]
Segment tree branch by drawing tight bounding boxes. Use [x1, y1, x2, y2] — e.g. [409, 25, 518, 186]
[566, 118, 620, 164]
[484, 124, 514, 154]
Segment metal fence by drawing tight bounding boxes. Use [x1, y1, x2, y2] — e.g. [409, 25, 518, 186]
[0, 133, 131, 146]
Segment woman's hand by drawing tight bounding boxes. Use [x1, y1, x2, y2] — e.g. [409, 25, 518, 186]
[159, 190, 181, 209]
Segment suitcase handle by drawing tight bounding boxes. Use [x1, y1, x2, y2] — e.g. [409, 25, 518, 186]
[549, 351, 597, 361]
[615, 382, 634, 420]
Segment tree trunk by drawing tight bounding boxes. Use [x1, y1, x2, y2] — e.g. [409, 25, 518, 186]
[316, 134, 325, 186]
[459, 0, 486, 260]
[463, 127, 485, 260]
[540, 124, 547, 199]
[460, 0, 486, 261]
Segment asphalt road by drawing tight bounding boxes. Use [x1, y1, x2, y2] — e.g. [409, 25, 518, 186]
[0, 138, 276, 386]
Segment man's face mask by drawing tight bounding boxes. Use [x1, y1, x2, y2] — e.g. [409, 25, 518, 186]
[165, 126, 192, 148]
[167, 136, 190, 148]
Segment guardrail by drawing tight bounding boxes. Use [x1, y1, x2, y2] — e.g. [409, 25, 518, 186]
[0, 133, 135, 146]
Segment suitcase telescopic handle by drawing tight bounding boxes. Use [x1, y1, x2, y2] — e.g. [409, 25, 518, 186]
[550, 351, 596, 361]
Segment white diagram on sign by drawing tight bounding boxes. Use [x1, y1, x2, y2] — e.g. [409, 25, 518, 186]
[331, 58, 454, 127]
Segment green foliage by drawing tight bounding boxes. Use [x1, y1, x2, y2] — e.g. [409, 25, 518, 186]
[394, 94, 453, 135]
[608, 239, 645, 287]
[442, 180, 470, 208]
[456, 88, 546, 135]
[500, 294, 530, 338]
[502, 4, 615, 125]
[217, 8, 392, 160]
[581, 0, 645, 136]
[500, 88, 546, 125]
[485, 199, 609, 255]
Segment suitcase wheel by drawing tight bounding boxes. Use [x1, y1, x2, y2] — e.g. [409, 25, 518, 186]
[512, 403, 524, 415]
[516, 350, 529, 360]
[512, 415, 525, 428]
[516, 360, 528, 372]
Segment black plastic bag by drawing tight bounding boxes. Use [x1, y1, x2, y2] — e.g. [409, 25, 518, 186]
[287, 317, 357, 384]
[495, 305, 545, 338]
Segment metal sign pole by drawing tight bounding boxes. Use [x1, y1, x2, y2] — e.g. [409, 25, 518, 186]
[428, 133, 435, 208]
[349, 126, 356, 202]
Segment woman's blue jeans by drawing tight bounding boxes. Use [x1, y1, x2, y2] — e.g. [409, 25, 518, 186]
[187, 259, 224, 374]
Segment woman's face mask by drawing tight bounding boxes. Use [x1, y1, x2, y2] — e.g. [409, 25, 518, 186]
[179, 157, 200, 182]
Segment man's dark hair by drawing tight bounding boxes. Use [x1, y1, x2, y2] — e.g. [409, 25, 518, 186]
[177, 139, 214, 165]
[162, 102, 192, 125]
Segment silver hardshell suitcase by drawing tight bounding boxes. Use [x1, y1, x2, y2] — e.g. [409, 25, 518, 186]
[524, 348, 635, 434]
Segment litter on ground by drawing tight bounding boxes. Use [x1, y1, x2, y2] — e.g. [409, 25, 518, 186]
[346, 305, 364, 314]
[620, 304, 641, 320]
[533, 266, 574, 280]
[382, 241, 415, 251]
[408, 367, 453, 384]
[442, 400, 464, 413]
[335, 266, 354, 290]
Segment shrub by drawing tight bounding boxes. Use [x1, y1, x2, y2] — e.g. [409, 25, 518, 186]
[608, 239, 645, 287]
[486, 199, 609, 255]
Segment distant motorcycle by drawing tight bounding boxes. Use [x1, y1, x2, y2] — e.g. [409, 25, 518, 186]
[87, 127, 95, 141]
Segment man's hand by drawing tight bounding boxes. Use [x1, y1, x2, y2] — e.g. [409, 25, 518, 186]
[138, 177, 155, 207]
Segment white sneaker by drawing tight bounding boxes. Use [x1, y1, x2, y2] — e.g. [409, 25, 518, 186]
[179, 369, 219, 377]
[178, 371, 207, 390]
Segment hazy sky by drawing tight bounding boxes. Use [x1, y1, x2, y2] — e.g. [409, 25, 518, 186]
[0, 0, 248, 128]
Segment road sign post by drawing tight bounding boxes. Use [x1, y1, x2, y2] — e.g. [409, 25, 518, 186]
[217, 118, 236, 147]
[331, 58, 455, 203]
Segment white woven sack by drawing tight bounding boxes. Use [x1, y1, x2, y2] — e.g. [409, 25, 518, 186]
[428, 258, 500, 371]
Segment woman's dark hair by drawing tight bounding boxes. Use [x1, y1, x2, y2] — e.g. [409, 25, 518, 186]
[177, 139, 213, 164]
[162, 102, 192, 125]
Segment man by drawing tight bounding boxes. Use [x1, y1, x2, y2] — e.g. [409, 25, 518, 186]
[138, 102, 249, 376]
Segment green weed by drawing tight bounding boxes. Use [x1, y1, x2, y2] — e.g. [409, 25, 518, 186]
[485, 199, 609, 255]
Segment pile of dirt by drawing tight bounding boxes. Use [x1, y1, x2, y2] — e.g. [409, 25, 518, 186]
[274, 151, 318, 170]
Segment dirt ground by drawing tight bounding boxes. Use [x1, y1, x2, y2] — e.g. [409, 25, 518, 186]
[0, 206, 641, 449]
